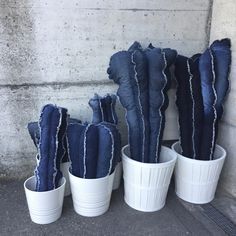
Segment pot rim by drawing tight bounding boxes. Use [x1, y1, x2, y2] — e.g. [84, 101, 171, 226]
[24, 176, 66, 194]
[122, 144, 177, 168]
[171, 141, 226, 164]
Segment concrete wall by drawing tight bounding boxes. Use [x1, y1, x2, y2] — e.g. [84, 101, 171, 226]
[0, 0, 211, 178]
[210, 0, 236, 197]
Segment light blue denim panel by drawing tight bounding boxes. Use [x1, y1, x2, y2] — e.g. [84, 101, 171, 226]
[108, 43, 149, 163]
[145, 46, 176, 163]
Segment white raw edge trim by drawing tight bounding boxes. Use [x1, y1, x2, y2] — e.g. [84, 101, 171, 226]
[155, 50, 167, 163]
[187, 59, 196, 159]
[99, 98, 104, 121]
[36, 106, 45, 191]
[60, 112, 68, 163]
[99, 124, 115, 175]
[110, 96, 116, 124]
[209, 49, 217, 160]
[83, 124, 91, 178]
[53, 106, 62, 189]
[131, 50, 145, 162]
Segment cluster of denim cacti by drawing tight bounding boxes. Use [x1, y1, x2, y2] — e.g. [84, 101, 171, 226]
[175, 38, 231, 160]
[28, 97, 121, 191]
[107, 42, 177, 163]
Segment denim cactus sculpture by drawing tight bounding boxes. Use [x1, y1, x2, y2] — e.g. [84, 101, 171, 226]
[107, 42, 150, 163]
[199, 39, 231, 160]
[175, 38, 231, 160]
[34, 104, 68, 191]
[67, 122, 120, 178]
[28, 118, 81, 163]
[175, 54, 203, 159]
[89, 94, 118, 125]
[145, 45, 177, 162]
[107, 42, 177, 163]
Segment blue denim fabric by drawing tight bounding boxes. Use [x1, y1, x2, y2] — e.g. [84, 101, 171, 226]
[28, 118, 81, 164]
[199, 39, 231, 160]
[89, 94, 118, 125]
[67, 123, 85, 178]
[175, 54, 204, 159]
[145, 46, 177, 162]
[35, 104, 64, 191]
[67, 123, 98, 178]
[199, 48, 218, 160]
[67, 122, 120, 178]
[88, 93, 103, 123]
[210, 38, 231, 120]
[96, 122, 118, 178]
[107, 44, 149, 163]
[27, 122, 40, 147]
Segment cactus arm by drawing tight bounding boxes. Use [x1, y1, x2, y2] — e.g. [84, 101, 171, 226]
[188, 55, 204, 159]
[145, 47, 176, 162]
[27, 122, 40, 147]
[107, 51, 142, 162]
[67, 123, 85, 177]
[82, 124, 98, 178]
[210, 38, 231, 120]
[199, 48, 217, 160]
[130, 47, 150, 163]
[96, 123, 115, 178]
[88, 94, 103, 124]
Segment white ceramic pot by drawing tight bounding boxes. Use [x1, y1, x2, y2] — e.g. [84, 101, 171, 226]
[172, 141, 226, 204]
[122, 145, 177, 212]
[69, 171, 115, 217]
[24, 176, 66, 224]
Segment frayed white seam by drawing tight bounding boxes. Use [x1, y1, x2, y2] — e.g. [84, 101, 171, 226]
[155, 50, 167, 163]
[209, 49, 217, 160]
[99, 99, 104, 122]
[99, 124, 115, 175]
[36, 106, 45, 191]
[60, 113, 68, 163]
[53, 107, 62, 189]
[110, 98, 116, 124]
[187, 59, 196, 159]
[83, 124, 91, 178]
[131, 50, 145, 162]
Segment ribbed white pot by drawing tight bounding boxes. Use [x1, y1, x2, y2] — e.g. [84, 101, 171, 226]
[172, 142, 226, 204]
[69, 171, 115, 217]
[122, 145, 177, 212]
[24, 176, 66, 224]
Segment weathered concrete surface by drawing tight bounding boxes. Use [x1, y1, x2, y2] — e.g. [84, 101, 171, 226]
[209, 0, 236, 197]
[0, 0, 212, 179]
[0, 0, 211, 85]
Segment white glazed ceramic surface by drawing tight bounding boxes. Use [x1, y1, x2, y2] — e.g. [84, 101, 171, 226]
[122, 145, 177, 212]
[172, 142, 226, 204]
[69, 171, 115, 217]
[24, 176, 66, 224]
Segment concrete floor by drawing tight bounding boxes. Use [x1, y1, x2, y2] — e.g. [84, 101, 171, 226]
[0, 179, 235, 236]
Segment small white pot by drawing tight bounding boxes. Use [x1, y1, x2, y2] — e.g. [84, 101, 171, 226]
[112, 162, 122, 190]
[24, 176, 66, 224]
[69, 171, 115, 217]
[172, 142, 226, 204]
[122, 145, 177, 212]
